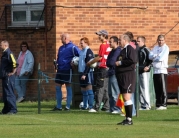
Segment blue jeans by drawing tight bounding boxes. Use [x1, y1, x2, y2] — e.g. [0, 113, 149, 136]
[108, 75, 120, 112]
[15, 75, 30, 98]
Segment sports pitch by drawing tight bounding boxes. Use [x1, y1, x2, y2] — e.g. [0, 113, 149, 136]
[0, 100, 179, 138]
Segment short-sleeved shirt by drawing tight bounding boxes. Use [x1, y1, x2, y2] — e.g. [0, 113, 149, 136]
[98, 41, 111, 68]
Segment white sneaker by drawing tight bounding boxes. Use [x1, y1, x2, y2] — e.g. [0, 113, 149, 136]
[16, 97, 24, 103]
[120, 113, 125, 116]
[112, 110, 121, 114]
[88, 109, 97, 113]
[156, 106, 167, 110]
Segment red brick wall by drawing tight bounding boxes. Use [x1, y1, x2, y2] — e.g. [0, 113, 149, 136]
[0, 0, 57, 100]
[56, 0, 179, 53]
[0, 0, 179, 101]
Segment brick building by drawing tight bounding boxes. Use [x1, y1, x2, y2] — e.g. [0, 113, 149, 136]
[0, 0, 179, 101]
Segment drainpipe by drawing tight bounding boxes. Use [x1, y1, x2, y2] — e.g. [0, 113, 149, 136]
[44, 2, 47, 70]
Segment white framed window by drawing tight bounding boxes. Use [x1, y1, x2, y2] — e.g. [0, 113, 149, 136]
[11, 0, 44, 27]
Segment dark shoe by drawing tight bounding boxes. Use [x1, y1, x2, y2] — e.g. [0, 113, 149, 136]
[51, 107, 62, 111]
[64, 107, 70, 111]
[80, 107, 88, 110]
[117, 119, 133, 125]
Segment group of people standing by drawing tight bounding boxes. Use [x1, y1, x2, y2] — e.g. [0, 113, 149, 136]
[52, 30, 169, 125]
[0, 30, 169, 126]
[0, 40, 34, 114]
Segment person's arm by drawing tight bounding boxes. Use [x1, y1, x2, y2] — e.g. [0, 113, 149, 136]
[25, 51, 34, 75]
[74, 46, 80, 57]
[83, 49, 94, 75]
[87, 56, 101, 66]
[154, 45, 169, 62]
[107, 48, 121, 67]
[149, 46, 158, 60]
[8, 53, 17, 76]
[87, 44, 104, 66]
[117, 46, 136, 67]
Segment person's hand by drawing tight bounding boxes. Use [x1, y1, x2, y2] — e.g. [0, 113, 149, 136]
[71, 61, 76, 69]
[86, 61, 91, 67]
[8, 72, 14, 76]
[24, 71, 29, 75]
[115, 61, 120, 66]
[144, 66, 149, 72]
[81, 75, 86, 80]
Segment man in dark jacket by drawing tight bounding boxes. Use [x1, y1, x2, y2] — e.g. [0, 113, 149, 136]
[107, 36, 121, 114]
[137, 36, 152, 110]
[115, 34, 137, 125]
[0, 40, 17, 114]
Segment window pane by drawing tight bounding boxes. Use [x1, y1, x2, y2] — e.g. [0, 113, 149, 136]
[31, 10, 44, 21]
[13, 11, 26, 21]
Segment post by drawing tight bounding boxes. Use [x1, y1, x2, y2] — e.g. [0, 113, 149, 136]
[38, 63, 41, 114]
[135, 63, 139, 117]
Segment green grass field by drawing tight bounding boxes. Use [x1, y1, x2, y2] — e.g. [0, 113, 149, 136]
[0, 101, 179, 138]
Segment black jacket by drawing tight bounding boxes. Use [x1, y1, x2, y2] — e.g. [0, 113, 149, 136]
[115, 45, 137, 74]
[138, 45, 152, 74]
[0, 48, 17, 79]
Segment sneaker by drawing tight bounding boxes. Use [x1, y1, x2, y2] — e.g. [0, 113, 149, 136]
[156, 106, 167, 110]
[16, 97, 24, 103]
[112, 110, 121, 114]
[88, 109, 97, 113]
[64, 107, 70, 111]
[120, 113, 125, 117]
[117, 119, 133, 125]
[139, 107, 150, 110]
[51, 107, 62, 111]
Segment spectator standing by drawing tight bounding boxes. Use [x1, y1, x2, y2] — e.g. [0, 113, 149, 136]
[149, 35, 169, 110]
[15, 41, 34, 103]
[78, 37, 96, 112]
[52, 34, 80, 111]
[137, 36, 152, 110]
[87, 30, 111, 112]
[0, 40, 17, 114]
[106, 36, 121, 114]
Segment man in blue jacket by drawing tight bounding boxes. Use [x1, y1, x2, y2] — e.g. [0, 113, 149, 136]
[0, 40, 17, 114]
[106, 36, 121, 114]
[52, 34, 80, 111]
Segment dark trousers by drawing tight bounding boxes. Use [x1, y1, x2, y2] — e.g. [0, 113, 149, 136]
[94, 68, 109, 110]
[2, 75, 17, 114]
[153, 74, 167, 107]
